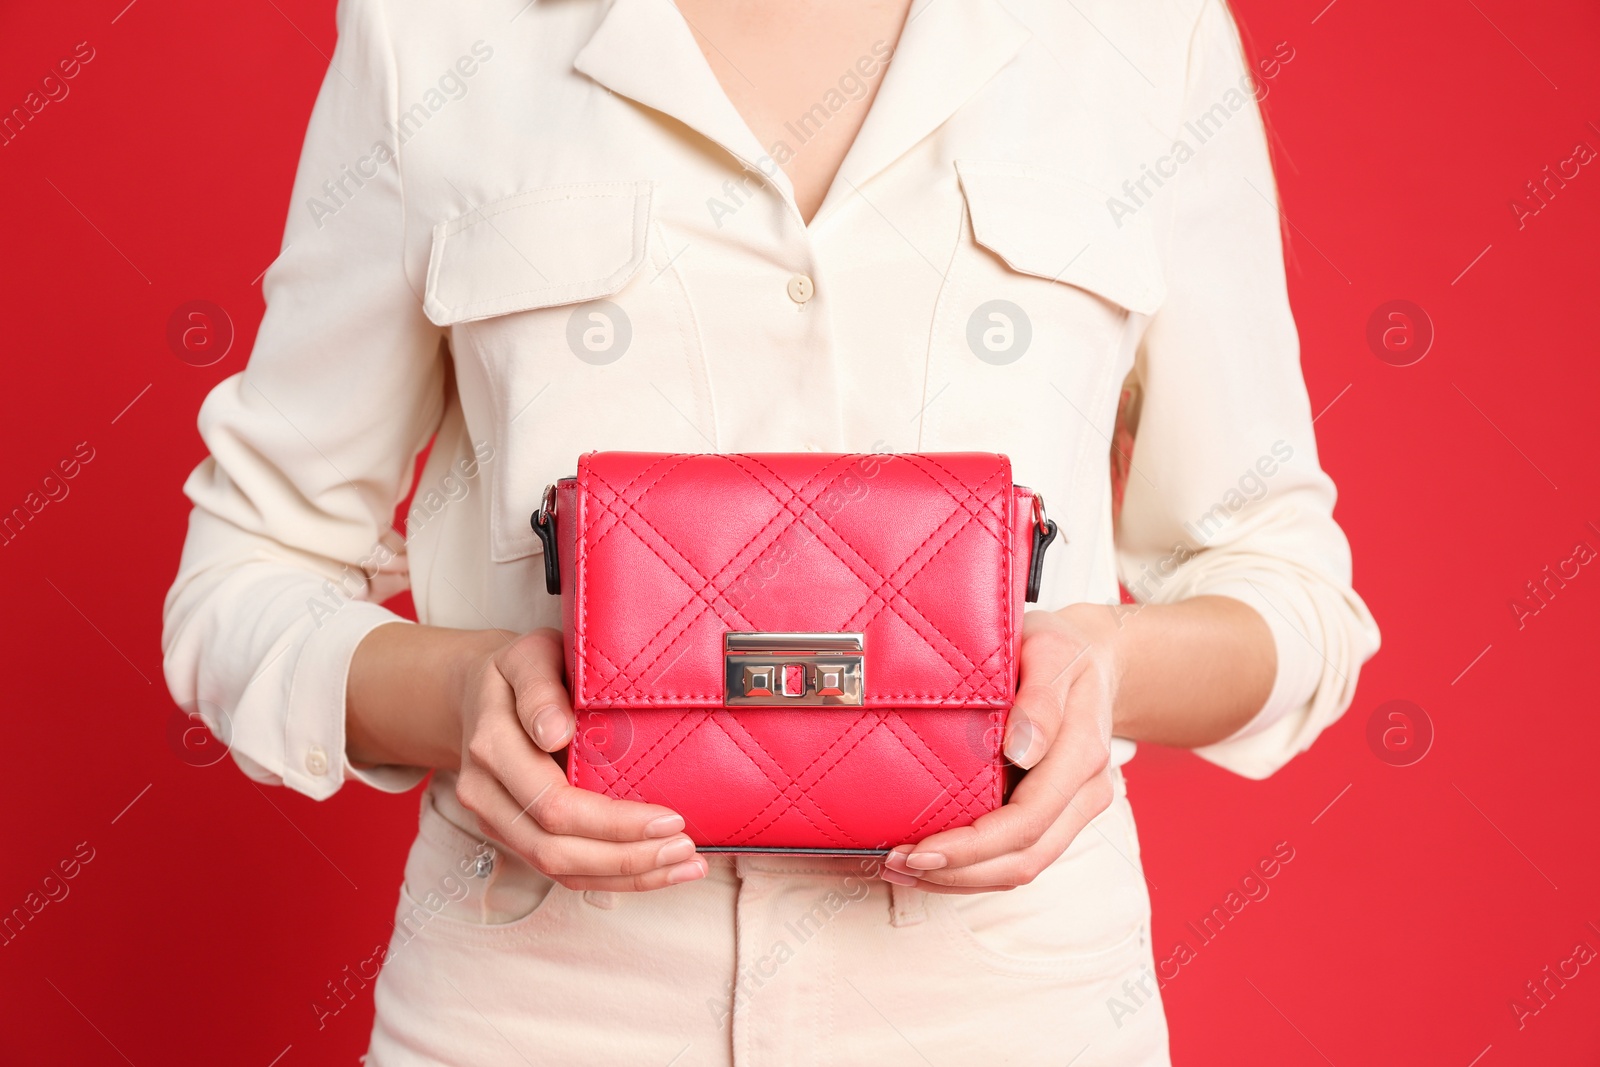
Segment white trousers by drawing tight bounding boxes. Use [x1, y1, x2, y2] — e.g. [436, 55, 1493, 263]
[366, 769, 1170, 1066]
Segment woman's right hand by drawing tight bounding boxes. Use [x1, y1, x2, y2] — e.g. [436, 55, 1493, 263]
[452, 627, 708, 891]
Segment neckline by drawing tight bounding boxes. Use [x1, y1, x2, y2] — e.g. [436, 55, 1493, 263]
[669, 0, 914, 230]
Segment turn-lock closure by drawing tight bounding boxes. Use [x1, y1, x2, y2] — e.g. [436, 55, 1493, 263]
[723, 632, 865, 707]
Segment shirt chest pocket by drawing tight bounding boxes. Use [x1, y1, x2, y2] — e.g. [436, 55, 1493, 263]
[424, 181, 714, 563]
[919, 160, 1166, 509]
[954, 159, 1165, 325]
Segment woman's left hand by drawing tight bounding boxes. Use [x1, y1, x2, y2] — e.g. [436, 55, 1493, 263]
[882, 605, 1120, 894]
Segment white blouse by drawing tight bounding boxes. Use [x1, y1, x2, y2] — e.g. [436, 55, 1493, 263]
[162, 0, 1379, 803]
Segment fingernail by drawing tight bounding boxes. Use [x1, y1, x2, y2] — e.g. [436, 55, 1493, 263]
[1004, 720, 1040, 768]
[644, 813, 685, 838]
[880, 866, 918, 886]
[655, 836, 696, 866]
[531, 706, 568, 750]
[666, 858, 707, 884]
[905, 852, 947, 871]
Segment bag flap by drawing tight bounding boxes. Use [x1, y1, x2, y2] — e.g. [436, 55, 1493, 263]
[565, 452, 1025, 710]
[955, 159, 1166, 315]
[423, 181, 654, 326]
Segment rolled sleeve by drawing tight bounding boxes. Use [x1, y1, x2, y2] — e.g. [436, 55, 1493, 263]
[161, 0, 441, 800]
[1114, 0, 1380, 778]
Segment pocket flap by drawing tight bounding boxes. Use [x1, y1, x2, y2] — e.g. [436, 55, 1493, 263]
[955, 160, 1165, 315]
[423, 181, 654, 326]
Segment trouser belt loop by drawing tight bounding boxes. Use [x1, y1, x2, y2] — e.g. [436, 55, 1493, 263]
[889, 882, 926, 927]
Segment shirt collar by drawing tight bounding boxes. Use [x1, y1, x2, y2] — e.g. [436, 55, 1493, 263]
[574, 0, 782, 185]
[575, 0, 1032, 227]
[812, 0, 1031, 226]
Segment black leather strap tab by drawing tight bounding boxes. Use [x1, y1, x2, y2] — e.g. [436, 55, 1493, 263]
[1025, 518, 1058, 603]
[531, 508, 561, 595]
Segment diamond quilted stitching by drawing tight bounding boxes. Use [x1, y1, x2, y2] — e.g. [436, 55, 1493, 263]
[605, 453, 1007, 703]
[812, 472, 1010, 699]
[728, 454, 1012, 696]
[566, 452, 1018, 850]
[573, 707, 999, 849]
[579, 454, 1014, 706]
[581, 483, 763, 696]
[737, 459, 1012, 704]
[705, 714, 858, 843]
[776, 721, 949, 842]
[581, 457, 867, 704]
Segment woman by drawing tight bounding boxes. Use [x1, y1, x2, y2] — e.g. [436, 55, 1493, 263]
[163, 0, 1379, 1061]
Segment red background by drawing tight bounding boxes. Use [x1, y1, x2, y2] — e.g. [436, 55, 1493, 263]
[2, 0, 1597, 1063]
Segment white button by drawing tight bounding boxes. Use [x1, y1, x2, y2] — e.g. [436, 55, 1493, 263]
[786, 274, 814, 304]
[305, 746, 329, 776]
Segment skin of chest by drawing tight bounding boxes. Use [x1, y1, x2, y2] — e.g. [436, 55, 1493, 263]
[670, 0, 915, 223]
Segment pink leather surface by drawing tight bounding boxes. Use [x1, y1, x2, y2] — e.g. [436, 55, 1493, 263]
[554, 452, 1036, 851]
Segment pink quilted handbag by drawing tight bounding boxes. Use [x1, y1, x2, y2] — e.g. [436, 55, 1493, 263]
[530, 451, 1057, 854]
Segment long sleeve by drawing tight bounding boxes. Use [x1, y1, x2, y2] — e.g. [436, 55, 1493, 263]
[1114, 0, 1381, 778]
[161, 0, 443, 799]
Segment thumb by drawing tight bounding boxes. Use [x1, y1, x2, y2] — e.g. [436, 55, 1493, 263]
[1003, 622, 1085, 769]
[500, 629, 575, 752]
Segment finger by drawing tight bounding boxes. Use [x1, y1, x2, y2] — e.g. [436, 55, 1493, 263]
[1004, 680, 1062, 770]
[902, 883, 1019, 896]
[875, 866, 1014, 895]
[468, 682, 685, 843]
[464, 768, 705, 883]
[896, 672, 1110, 872]
[873, 857, 1014, 894]
[527, 832, 702, 880]
[883, 789, 1062, 879]
[498, 628, 576, 752]
[470, 771, 704, 883]
[536, 861, 711, 893]
[896, 770, 1114, 888]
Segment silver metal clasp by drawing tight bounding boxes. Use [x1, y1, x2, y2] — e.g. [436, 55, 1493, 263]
[723, 632, 865, 707]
